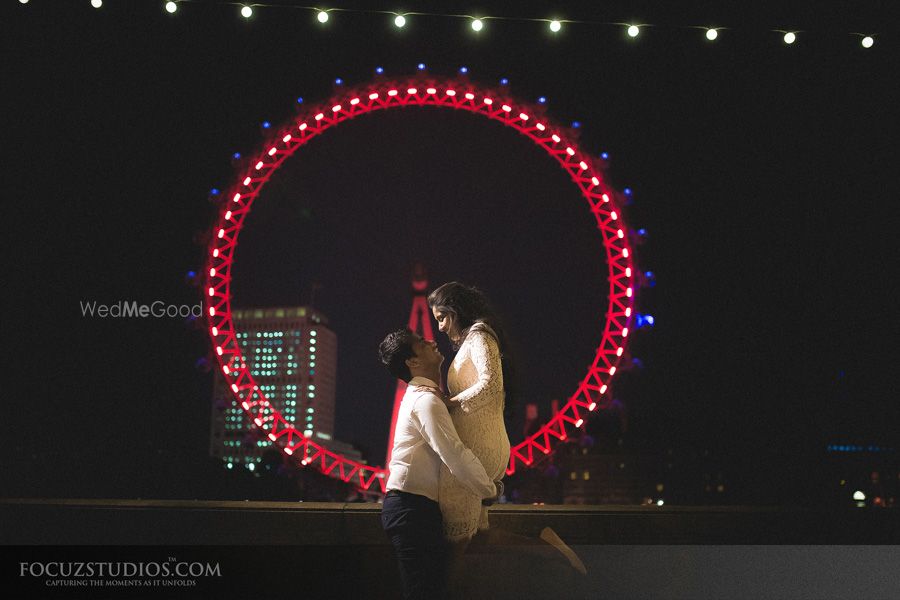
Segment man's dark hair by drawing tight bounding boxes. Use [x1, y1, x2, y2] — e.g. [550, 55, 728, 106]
[379, 328, 416, 382]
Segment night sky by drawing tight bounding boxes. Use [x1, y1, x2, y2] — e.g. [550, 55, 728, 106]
[4, 1, 898, 500]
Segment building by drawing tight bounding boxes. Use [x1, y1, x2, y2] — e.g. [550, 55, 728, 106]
[556, 443, 660, 505]
[209, 305, 361, 472]
[822, 442, 898, 508]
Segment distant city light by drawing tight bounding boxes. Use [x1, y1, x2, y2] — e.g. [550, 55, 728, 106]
[853, 490, 866, 501]
[656, 499, 664, 506]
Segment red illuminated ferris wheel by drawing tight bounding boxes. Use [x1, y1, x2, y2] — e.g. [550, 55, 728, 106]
[203, 72, 638, 492]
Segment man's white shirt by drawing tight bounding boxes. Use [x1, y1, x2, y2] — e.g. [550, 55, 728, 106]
[385, 376, 496, 501]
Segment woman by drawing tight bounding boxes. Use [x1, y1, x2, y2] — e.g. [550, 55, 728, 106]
[427, 281, 512, 543]
[427, 282, 587, 580]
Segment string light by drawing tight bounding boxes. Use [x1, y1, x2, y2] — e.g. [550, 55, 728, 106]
[19, 0, 29, 4]
[43, 5, 882, 52]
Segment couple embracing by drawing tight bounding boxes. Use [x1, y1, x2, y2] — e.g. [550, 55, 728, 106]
[379, 282, 585, 599]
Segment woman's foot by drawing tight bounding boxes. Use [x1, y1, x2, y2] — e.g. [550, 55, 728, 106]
[539, 527, 587, 575]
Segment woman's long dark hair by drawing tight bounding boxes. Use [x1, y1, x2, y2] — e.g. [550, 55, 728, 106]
[427, 281, 518, 418]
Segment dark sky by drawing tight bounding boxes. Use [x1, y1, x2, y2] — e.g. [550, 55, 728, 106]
[3, 1, 898, 498]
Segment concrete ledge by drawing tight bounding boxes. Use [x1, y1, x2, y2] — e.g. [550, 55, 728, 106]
[2, 498, 897, 545]
[3, 499, 899, 599]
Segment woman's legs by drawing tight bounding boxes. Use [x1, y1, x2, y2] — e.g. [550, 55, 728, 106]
[467, 526, 587, 574]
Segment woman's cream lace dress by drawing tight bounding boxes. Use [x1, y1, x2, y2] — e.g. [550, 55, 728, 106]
[439, 321, 511, 541]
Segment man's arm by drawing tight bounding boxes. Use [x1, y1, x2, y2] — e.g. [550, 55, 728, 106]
[412, 394, 498, 499]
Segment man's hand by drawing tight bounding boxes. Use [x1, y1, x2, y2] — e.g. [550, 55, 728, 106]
[482, 480, 504, 506]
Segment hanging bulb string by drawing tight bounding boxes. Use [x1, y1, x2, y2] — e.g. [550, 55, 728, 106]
[25, 1, 880, 48]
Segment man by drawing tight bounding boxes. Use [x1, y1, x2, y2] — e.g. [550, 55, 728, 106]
[378, 328, 501, 600]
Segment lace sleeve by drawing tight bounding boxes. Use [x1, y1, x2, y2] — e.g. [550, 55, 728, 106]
[449, 330, 504, 415]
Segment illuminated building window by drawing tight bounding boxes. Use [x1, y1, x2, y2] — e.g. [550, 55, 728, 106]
[583, 471, 590, 481]
[570, 472, 577, 480]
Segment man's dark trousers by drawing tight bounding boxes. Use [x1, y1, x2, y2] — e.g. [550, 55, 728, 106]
[381, 490, 449, 600]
